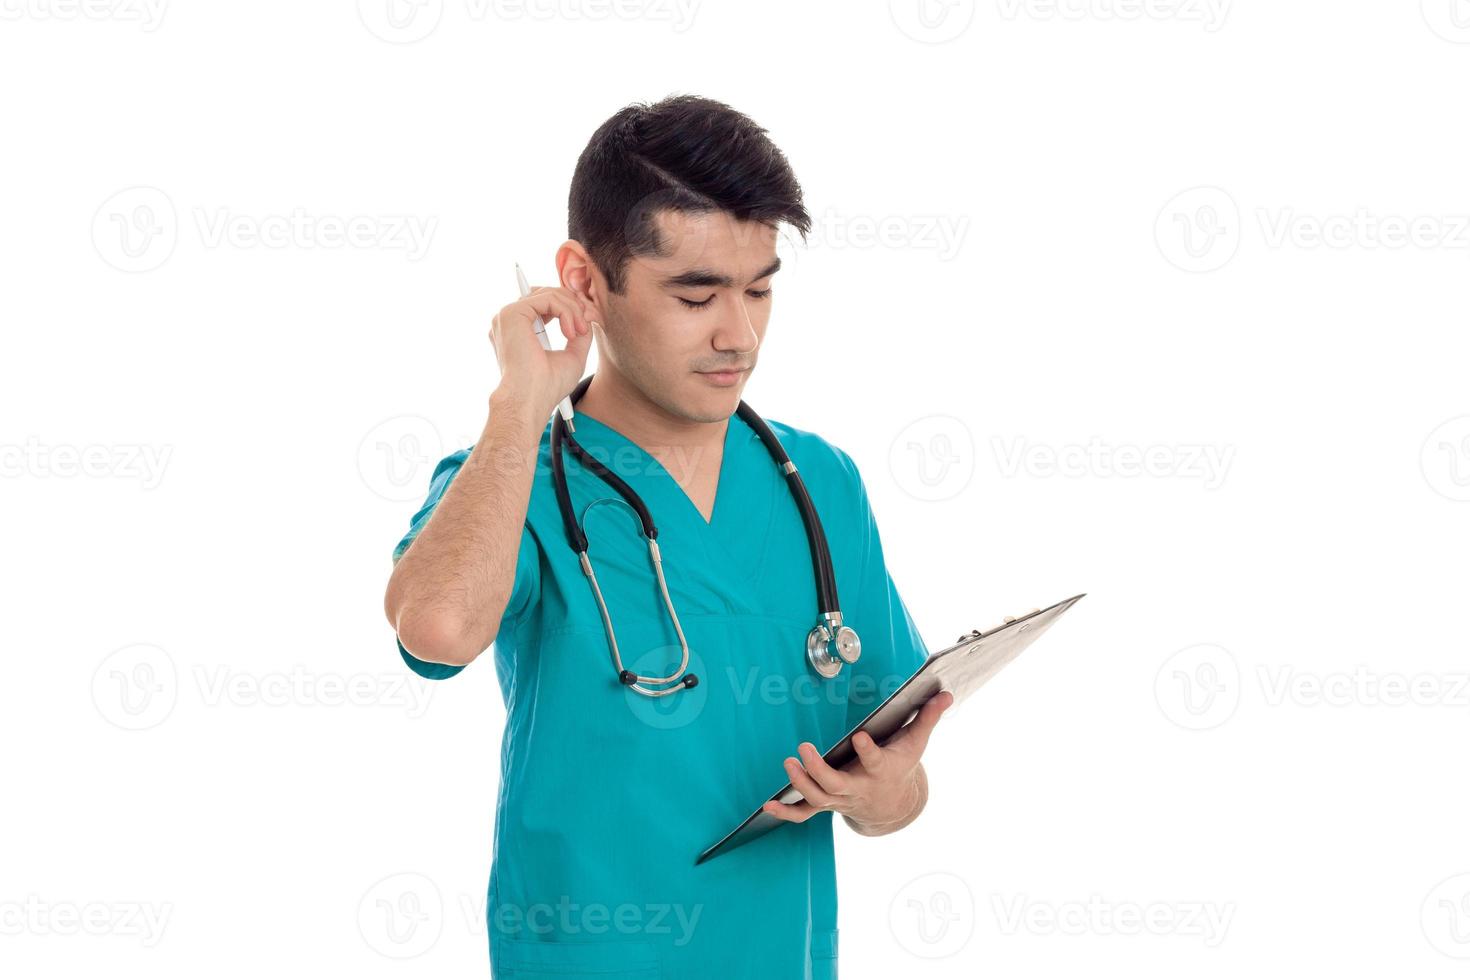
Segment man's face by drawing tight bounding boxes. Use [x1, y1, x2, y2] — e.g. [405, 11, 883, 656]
[598, 209, 780, 424]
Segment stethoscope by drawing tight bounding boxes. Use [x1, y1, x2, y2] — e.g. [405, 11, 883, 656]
[550, 374, 861, 698]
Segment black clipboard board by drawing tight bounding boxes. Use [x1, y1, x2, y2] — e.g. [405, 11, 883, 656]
[695, 593, 1085, 865]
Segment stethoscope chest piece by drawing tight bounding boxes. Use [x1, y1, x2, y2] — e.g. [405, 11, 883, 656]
[806, 615, 862, 679]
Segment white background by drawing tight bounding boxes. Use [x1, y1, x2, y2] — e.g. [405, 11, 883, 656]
[4, 1, 1469, 977]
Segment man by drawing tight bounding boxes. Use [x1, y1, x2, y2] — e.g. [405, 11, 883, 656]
[384, 94, 952, 979]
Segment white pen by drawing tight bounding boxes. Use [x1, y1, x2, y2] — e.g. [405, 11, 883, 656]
[514, 262, 576, 433]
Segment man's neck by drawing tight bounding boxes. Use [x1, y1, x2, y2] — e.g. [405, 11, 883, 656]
[575, 370, 728, 494]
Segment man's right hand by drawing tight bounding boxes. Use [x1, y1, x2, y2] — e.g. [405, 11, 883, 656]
[490, 286, 598, 419]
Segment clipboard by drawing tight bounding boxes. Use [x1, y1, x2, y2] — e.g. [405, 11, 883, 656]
[695, 593, 1085, 865]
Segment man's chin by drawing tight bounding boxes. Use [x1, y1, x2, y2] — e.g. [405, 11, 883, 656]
[684, 373, 748, 421]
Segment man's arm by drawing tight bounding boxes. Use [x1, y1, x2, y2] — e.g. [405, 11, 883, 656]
[384, 283, 596, 667]
[383, 391, 543, 667]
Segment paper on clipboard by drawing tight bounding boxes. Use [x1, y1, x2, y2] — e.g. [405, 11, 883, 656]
[695, 593, 1085, 865]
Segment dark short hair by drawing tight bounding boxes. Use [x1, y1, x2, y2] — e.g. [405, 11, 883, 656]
[568, 94, 812, 294]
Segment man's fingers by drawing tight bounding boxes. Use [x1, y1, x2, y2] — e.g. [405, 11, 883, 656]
[851, 731, 886, 773]
[797, 742, 850, 795]
[784, 756, 837, 809]
[892, 690, 953, 759]
[763, 799, 818, 824]
[539, 293, 588, 340]
[548, 330, 593, 376]
[516, 288, 592, 338]
[926, 689, 955, 717]
[493, 296, 578, 343]
[911, 690, 955, 754]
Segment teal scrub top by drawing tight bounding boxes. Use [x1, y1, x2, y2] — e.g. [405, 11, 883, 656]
[391, 406, 930, 980]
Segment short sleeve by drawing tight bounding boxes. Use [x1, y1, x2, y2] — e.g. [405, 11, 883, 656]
[391, 447, 543, 680]
[835, 448, 930, 728]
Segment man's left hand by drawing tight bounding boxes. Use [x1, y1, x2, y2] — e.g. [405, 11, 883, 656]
[762, 690, 954, 836]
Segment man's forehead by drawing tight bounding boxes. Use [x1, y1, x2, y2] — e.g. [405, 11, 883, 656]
[642, 209, 779, 277]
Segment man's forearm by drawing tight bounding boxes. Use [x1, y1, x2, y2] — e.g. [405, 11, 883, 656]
[384, 391, 545, 665]
[843, 763, 928, 837]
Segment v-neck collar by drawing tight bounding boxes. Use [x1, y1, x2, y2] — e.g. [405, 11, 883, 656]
[568, 409, 745, 530]
[555, 405, 781, 599]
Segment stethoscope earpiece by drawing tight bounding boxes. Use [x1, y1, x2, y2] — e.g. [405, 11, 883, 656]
[618, 669, 699, 691]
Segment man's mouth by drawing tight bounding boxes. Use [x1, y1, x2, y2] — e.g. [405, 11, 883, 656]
[696, 367, 749, 386]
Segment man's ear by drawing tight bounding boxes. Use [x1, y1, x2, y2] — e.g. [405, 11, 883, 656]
[557, 240, 606, 321]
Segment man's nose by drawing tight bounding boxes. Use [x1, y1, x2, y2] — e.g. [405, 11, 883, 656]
[711, 296, 758, 355]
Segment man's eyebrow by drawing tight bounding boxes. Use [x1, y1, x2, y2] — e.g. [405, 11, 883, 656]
[657, 257, 782, 290]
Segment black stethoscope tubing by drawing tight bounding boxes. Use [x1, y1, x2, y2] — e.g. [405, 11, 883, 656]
[546, 374, 861, 693]
[550, 374, 839, 615]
